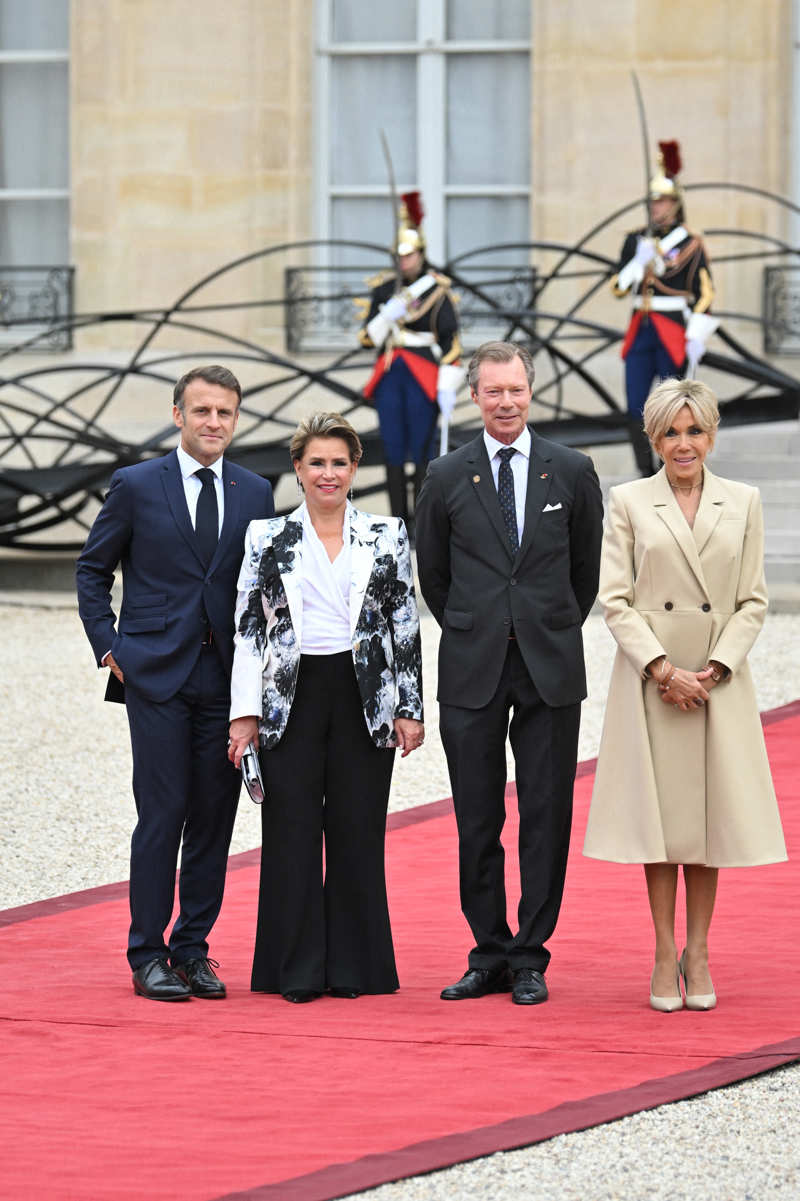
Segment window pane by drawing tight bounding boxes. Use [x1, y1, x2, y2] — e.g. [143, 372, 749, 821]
[331, 197, 397, 267]
[0, 62, 69, 187]
[446, 196, 529, 266]
[447, 54, 529, 186]
[330, 57, 416, 186]
[0, 0, 68, 50]
[331, 0, 415, 42]
[0, 198, 68, 264]
[446, 0, 530, 40]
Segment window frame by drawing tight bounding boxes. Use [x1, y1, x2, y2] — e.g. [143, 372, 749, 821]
[313, 1, 530, 263]
[0, 45, 70, 265]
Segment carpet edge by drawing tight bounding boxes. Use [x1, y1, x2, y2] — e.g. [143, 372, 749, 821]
[211, 1036, 800, 1201]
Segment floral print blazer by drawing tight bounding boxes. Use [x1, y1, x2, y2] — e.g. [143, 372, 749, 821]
[230, 503, 423, 749]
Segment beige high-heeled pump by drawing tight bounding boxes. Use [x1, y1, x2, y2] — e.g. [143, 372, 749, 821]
[649, 963, 683, 1012]
[679, 949, 717, 1010]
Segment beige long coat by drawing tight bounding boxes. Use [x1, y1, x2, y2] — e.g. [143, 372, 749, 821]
[583, 466, 786, 867]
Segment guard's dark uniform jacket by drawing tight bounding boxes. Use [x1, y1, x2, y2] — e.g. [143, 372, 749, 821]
[613, 224, 714, 366]
[358, 266, 462, 400]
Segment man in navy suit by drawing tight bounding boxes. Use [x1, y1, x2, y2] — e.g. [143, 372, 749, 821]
[77, 365, 274, 1001]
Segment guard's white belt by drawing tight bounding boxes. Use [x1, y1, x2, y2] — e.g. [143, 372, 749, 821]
[634, 296, 689, 314]
[395, 330, 438, 349]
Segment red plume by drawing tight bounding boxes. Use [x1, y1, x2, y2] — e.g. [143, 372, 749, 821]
[658, 140, 682, 179]
[401, 191, 425, 228]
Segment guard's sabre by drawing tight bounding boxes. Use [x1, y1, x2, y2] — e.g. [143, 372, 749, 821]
[379, 130, 402, 294]
[439, 414, 449, 457]
[631, 71, 653, 234]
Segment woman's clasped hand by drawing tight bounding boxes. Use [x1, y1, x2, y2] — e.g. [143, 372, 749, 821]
[650, 657, 717, 710]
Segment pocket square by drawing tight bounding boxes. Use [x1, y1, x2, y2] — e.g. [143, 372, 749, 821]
[542, 502, 562, 512]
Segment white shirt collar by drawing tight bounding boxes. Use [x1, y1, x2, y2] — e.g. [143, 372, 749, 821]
[483, 425, 531, 461]
[177, 444, 224, 480]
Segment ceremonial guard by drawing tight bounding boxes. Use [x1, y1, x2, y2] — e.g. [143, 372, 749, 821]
[613, 142, 717, 476]
[359, 192, 463, 522]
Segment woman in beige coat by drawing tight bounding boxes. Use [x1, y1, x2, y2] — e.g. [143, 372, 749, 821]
[584, 378, 786, 1012]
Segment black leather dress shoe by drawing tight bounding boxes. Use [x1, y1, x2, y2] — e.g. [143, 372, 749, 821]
[283, 989, 322, 1003]
[329, 987, 361, 998]
[511, 968, 548, 1006]
[132, 957, 192, 1002]
[440, 965, 511, 1000]
[173, 957, 226, 999]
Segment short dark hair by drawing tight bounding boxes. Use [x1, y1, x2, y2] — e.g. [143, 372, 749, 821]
[468, 341, 535, 393]
[173, 365, 242, 411]
[290, 412, 363, 464]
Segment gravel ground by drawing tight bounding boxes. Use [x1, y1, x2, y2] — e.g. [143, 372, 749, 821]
[1, 592, 798, 1200]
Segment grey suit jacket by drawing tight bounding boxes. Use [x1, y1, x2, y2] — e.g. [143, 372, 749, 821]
[415, 430, 603, 709]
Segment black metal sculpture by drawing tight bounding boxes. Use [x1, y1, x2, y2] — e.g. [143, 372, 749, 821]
[1, 183, 799, 551]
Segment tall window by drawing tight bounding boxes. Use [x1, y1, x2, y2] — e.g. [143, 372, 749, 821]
[0, 0, 69, 265]
[315, 0, 530, 267]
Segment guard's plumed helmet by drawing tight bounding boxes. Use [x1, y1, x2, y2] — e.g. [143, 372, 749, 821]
[649, 140, 683, 203]
[396, 191, 426, 255]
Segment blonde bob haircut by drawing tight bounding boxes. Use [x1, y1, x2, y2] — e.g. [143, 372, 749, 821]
[290, 412, 363, 465]
[643, 378, 720, 451]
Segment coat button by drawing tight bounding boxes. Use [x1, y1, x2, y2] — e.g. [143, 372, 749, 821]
[510, 578, 517, 586]
[664, 602, 673, 610]
[701, 603, 711, 612]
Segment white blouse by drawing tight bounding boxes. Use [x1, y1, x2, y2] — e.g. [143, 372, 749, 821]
[300, 507, 352, 654]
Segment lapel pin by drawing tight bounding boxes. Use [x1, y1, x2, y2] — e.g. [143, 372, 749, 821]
[473, 474, 481, 483]
[230, 480, 237, 486]
[540, 473, 548, 479]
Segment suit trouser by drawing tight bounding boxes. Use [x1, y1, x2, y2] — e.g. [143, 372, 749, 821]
[252, 652, 398, 995]
[625, 320, 678, 477]
[375, 357, 438, 466]
[124, 644, 240, 970]
[439, 640, 580, 974]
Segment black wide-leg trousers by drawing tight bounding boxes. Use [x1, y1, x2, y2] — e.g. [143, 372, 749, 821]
[439, 640, 580, 975]
[252, 652, 398, 996]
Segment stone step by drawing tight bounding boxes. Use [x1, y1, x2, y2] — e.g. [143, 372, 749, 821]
[762, 506, 800, 529]
[764, 557, 800, 584]
[712, 420, 800, 455]
[765, 529, 800, 552]
[704, 456, 799, 482]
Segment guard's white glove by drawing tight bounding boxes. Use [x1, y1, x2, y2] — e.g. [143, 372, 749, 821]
[685, 337, 705, 370]
[634, 237, 658, 268]
[437, 389, 457, 417]
[381, 294, 408, 323]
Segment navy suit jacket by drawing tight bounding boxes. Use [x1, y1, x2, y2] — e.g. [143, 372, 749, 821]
[76, 450, 274, 703]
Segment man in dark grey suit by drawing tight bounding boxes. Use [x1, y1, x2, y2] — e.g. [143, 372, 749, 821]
[415, 341, 603, 1005]
[77, 366, 274, 1001]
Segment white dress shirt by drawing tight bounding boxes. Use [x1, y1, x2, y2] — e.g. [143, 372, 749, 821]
[176, 444, 225, 535]
[300, 506, 352, 655]
[483, 425, 531, 545]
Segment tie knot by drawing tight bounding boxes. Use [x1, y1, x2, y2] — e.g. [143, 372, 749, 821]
[195, 468, 215, 486]
[497, 447, 516, 463]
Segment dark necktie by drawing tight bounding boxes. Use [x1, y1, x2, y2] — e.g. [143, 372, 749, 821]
[194, 468, 219, 565]
[497, 447, 519, 553]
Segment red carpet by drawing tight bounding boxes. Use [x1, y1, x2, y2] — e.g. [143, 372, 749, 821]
[2, 701, 799, 1201]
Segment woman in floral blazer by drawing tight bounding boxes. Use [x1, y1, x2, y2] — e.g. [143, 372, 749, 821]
[229, 413, 424, 1002]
